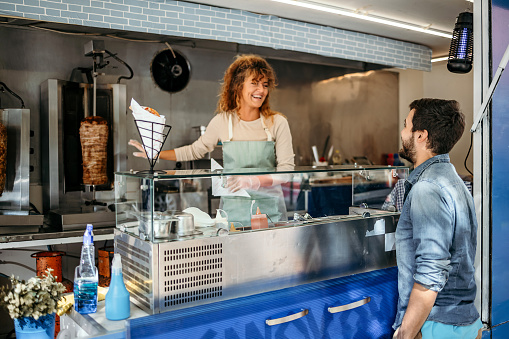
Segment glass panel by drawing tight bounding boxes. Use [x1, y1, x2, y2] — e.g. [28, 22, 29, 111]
[114, 166, 407, 242]
[352, 168, 409, 211]
[115, 165, 408, 179]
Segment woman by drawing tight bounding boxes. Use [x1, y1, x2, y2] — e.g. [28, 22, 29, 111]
[130, 54, 295, 227]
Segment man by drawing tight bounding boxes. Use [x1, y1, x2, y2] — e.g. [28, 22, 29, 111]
[393, 99, 482, 339]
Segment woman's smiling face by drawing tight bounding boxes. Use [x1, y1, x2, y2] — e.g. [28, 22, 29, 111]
[239, 74, 269, 111]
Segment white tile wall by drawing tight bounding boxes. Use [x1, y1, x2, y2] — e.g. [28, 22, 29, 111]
[0, 0, 432, 71]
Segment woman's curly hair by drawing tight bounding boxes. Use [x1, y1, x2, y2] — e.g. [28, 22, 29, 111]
[216, 54, 279, 119]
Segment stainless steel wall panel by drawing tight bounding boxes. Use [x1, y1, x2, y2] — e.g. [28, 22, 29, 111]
[0, 108, 31, 213]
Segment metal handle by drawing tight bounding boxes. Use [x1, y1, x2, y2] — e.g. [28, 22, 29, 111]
[328, 297, 371, 314]
[266, 309, 309, 326]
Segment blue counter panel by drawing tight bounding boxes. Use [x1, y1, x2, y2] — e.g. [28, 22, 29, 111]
[126, 267, 398, 338]
[491, 320, 509, 338]
[491, 0, 509, 327]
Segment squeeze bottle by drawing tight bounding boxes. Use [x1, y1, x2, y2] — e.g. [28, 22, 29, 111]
[251, 207, 269, 229]
[74, 224, 98, 314]
[105, 254, 131, 320]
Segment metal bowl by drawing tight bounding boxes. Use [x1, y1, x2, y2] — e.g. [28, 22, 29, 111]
[138, 212, 176, 239]
[170, 212, 195, 236]
[138, 211, 196, 239]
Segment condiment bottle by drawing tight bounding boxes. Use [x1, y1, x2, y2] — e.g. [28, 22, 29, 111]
[105, 254, 130, 320]
[251, 207, 268, 229]
[332, 150, 342, 165]
[215, 209, 228, 230]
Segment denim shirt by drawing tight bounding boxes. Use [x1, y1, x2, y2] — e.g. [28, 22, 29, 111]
[393, 154, 479, 329]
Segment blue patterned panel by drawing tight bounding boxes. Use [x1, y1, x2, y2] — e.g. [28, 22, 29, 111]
[127, 267, 398, 338]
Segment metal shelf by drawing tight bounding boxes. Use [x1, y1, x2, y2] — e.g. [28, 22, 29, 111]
[0, 228, 115, 249]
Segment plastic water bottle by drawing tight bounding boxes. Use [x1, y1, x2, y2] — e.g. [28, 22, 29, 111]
[393, 153, 403, 166]
[105, 254, 130, 320]
[74, 224, 98, 314]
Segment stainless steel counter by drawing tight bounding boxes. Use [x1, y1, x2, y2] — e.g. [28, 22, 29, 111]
[0, 228, 114, 249]
[115, 212, 398, 315]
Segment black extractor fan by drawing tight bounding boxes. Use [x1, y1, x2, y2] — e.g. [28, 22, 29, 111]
[150, 48, 191, 93]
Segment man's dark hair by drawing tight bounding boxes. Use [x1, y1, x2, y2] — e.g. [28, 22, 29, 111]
[410, 98, 465, 155]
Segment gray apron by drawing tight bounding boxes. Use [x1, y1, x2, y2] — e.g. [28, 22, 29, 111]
[221, 115, 287, 227]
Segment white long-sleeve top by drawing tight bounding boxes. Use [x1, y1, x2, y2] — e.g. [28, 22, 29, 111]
[174, 112, 295, 170]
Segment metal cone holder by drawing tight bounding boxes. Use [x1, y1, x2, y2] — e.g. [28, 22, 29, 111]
[134, 119, 172, 174]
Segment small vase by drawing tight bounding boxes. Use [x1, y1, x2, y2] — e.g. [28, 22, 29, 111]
[13, 313, 56, 339]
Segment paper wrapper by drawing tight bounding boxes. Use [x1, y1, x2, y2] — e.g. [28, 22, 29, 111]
[131, 98, 166, 159]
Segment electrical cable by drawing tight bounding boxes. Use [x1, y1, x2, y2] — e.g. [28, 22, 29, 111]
[26, 24, 101, 36]
[106, 34, 161, 43]
[22, 23, 161, 42]
[104, 49, 134, 84]
[0, 81, 25, 108]
[0, 261, 37, 273]
[164, 41, 177, 59]
[464, 132, 473, 176]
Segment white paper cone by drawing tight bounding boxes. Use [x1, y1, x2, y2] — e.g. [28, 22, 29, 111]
[131, 98, 166, 159]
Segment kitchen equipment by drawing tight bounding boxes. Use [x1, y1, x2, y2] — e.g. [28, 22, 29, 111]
[169, 211, 196, 236]
[311, 145, 320, 164]
[40, 79, 127, 230]
[139, 212, 174, 239]
[0, 108, 44, 232]
[114, 212, 399, 314]
[139, 211, 200, 239]
[150, 48, 191, 93]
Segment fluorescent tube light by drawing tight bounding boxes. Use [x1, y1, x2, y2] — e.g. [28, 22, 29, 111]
[271, 0, 452, 39]
[431, 56, 449, 62]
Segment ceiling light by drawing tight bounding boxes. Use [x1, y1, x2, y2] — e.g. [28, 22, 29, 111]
[271, 0, 452, 39]
[431, 56, 449, 63]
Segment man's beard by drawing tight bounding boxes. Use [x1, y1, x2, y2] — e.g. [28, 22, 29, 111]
[399, 137, 416, 164]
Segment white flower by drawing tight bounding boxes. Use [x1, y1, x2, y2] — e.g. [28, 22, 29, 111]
[0, 269, 65, 320]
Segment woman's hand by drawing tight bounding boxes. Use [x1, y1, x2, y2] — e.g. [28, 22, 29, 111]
[128, 139, 147, 158]
[227, 176, 261, 192]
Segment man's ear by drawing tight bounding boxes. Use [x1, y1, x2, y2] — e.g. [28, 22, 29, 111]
[415, 130, 428, 144]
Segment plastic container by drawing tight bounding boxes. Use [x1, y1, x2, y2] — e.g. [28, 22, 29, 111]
[387, 153, 394, 166]
[393, 153, 403, 166]
[74, 224, 98, 314]
[332, 150, 342, 165]
[98, 247, 115, 287]
[214, 209, 228, 230]
[31, 251, 65, 282]
[105, 254, 130, 320]
[251, 207, 268, 230]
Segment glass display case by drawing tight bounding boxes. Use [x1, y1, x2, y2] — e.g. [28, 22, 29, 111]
[113, 165, 408, 314]
[114, 165, 408, 242]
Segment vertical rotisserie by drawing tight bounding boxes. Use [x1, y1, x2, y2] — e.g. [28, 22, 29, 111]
[79, 116, 109, 186]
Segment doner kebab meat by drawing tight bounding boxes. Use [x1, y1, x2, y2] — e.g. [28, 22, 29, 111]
[79, 116, 109, 185]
